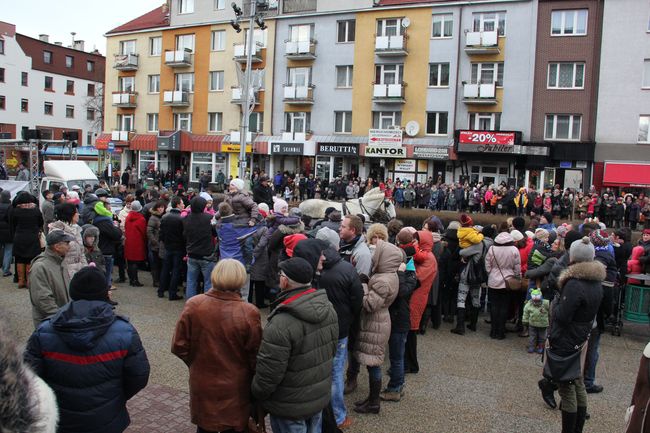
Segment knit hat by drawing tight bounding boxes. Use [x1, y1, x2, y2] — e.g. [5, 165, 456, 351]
[258, 202, 269, 218]
[643, 229, 650, 236]
[564, 230, 583, 250]
[590, 229, 611, 247]
[570, 237, 595, 263]
[289, 207, 302, 218]
[274, 199, 288, 214]
[316, 227, 340, 251]
[324, 207, 336, 218]
[542, 212, 553, 223]
[279, 257, 313, 285]
[230, 178, 245, 191]
[69, 266, 109, 302]
[512, 217, 526, 232]
[548, 230, 558, 246]
[447, 221, 461, 230]
[525, 230, 535, 239]
[535, 228, 549, 242]
[283, 234, 307, 258]
[556, 224, 569, 239]
[396, 227, 415, 245]
[95, 188, 109, 197]
[130, 201, 142, 212]
[460, 214, 473, 227]
[199, 192, 213, 202]
[530, 288, 543, 301]
[510, 230, 524, 242]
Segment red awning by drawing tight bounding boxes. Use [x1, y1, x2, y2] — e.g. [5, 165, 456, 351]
[603, 162, 650, 187]
[95, 133, 111, 149]
[187, 134, 224, 152]
[129, 134, 157, 151]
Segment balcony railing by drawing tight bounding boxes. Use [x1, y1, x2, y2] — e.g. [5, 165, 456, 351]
[113, 53, 139, 70]
[372, 83, 406, 104]
[462, 83, 497, 104]
[285, 39, 316, 60]
[465, 31, 500, 55]
[111, 130, 132, 142]
[163, 90, 190, 106]
[164, 49, 192, 67]
[233, 43, 263, 63]
[229, 130, 253, 143]
[283, 85, 314, 104]
[282, 131, 307, 141]
[112, 92, 137, 108]
[375, 35, 408, 57]
[231, 87, 260, 104]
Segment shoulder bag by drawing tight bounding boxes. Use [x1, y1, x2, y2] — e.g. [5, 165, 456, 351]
[493, 248, 521, 291]
[543, 341, 586, 383]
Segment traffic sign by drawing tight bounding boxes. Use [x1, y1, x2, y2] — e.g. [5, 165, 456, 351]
[368, 129, 403, 147]
[107, 142, 115, 153]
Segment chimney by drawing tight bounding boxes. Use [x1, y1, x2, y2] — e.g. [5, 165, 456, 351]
[161, 1, 169, 14]
[54, 42, 63, 46]
[39, 34, 49, 43]
[74, 40, 85, 51]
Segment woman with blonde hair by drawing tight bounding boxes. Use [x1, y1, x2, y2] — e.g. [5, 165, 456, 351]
[366, 223, 388, 252]
[172, 259, 263, 433]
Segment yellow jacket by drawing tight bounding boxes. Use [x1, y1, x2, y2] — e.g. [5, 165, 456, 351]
[457, 227, 484, 249]
[513, 188, 528, 208]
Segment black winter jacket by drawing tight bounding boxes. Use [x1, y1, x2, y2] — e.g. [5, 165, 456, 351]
[253, 183, 274, 208]
[0, 201, 11, 243]
[25, 300, 150, 433]
[93, 216, 122, 256]
[183, 197, 216, 259]
[160, 208, 185, 252]
[390, 270, 418, 333]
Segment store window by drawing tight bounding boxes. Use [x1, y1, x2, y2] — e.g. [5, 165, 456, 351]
[190, 153, 227, 182]
[139, 151, 157, 175]
[316, 156, 331, 180]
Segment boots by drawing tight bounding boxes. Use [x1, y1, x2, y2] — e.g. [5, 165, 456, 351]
[16, 263, 26, 288]
[344, 372, 358, 395]
[419, 307, 431, 335]
[575, 406, 587, 433]
[467, 307, 479, 332]
[450, 308, 466, 335]
[354, 378, 381, 414]
[561, 410, 577, 433]
[538, 378, 557, 409]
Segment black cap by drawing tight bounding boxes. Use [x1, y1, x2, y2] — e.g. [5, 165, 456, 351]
[46, 230, 75, 246]
[69, 266, 109, 302]
[95, 188, 109, 197]
[279, 257, 313, 285]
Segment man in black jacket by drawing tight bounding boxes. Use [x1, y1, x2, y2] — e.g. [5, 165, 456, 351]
[92, 213, 122, 289]
[183, 196, 217, 299]
[253, 176, 274, 209]
[159, 196, 185, 300]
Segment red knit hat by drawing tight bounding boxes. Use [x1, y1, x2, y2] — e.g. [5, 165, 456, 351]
[460, 214, 473, 227]
[283, 234, 307, 258]
[643, 229, 650, 236]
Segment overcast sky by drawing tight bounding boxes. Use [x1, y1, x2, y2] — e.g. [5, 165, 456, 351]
[4, 0, 163, 55]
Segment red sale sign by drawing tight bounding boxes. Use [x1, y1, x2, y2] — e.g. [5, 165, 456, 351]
[459, 131, 515, 145]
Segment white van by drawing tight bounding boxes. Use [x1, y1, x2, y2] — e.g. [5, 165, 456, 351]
[39, 161, 99, 200]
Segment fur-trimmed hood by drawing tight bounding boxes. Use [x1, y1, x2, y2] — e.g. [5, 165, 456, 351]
[557, 261, 606, 289]
[279, 221, 305, 235]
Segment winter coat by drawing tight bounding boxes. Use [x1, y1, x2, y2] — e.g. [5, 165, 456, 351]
[527, 240, 554, 270]
[339, 235, 372, 276]
[11, 204, 43, 260]
[640, 240, 650, 274]
[183, 197, 216, 259]
[124, 211, 147, 262]
[48, 221, 88, 287]
[517, 237, 534, 276]
[146, 213, 162, 255]
[595, 247, 619, 285]
[172, 290, 262, 432]
[548, 261, 605, 355]
[459, 238, 494, 289]
[252, 287, 338, 420]
[81, 225, 105, 268]
[625, 343, 650, 433]
[547, 253, 570, 293]
[253, 183, 274, 208]
[485, 234, 521, 289]
[93, 216, 122, 256]
[457, 226, 484, 249]
[266, 212, 300, 239]
[28, 248, 68, 328]
[41, 199, 55, 234]
[522, 299, 550, 328]
[439, 229, 461, 292]
[391, 268, 418, 333]
[410, 230, 437, 330]
[159, 208, 185, 252]
[629, 246, 646, 284]
[0, 200, 12, 243]
[427, 233, 443, 307]
[250, 225, 270, 282]
[216, 214, 257, 266]
[25, 300, 150, 433]
[319, 247, 364, 340]
[355, 240, 401, 366]
[267, 221, 304, 288]
[227, 191, 259, 225]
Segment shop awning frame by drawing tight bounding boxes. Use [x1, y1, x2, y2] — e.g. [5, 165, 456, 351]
[603, 161, 650, 188]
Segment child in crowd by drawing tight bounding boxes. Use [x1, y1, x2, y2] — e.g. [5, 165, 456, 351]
[522, 288, 549, 354]
[284, 185, 293, 202]
[457, 214, 484, 249]
[81, 224, 106, 270]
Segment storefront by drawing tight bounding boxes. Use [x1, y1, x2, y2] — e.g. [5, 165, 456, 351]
[363, 145, 407, 182]
[412, 145, 450, 184]
[221, 143, 252, 180]
[42, 146, 100, 173]
[545, 142, 595, 191]
[315, 143, 359, 180]
[269, 141, 315, 176]
[601, 161, 650, 194]
[189, 152, 228, 183]
[454, 130, 523, 186]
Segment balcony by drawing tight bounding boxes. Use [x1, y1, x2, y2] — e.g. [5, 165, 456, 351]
[112, 92, 137, 108]
[231, 87, 260, 105]
[163, 90, 190, 106]
[164, 49, 192, 67]
[282, 131, 307, 141]
[111, 130, 132, 142]
[233, 43, 263, 64]
[463, 83, 497, 104]
[283, 85, 314, 105]
[375, 35, 408, 57]
[285, 39, 316, 60]
[372, 83, 405, 104]
[229, 130, 253, 143]
[114, 53, 139, 71]
[464, 31, 500, 55]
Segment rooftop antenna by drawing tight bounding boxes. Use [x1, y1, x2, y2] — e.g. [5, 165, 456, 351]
[70, 32, 76, 47]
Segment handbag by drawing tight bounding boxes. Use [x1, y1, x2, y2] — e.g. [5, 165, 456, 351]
[493, 249, 521, 291]
[543, 342, 586, 383]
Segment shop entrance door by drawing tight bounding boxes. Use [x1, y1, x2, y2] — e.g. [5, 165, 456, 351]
[564, 169, 583, 191]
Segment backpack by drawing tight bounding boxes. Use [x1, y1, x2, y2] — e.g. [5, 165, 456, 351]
[466, 242, 488, 286]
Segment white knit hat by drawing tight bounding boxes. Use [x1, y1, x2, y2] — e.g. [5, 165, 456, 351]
[230, 178, 245, 191]
[273, 199, 288, 214]
[316, 227, 340, 251]
[199, 192, 213, 202]
[510, 230, 524, 242]
[569, 237, 595, 263]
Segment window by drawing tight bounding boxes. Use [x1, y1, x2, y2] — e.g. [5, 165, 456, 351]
[21, 72, 28, 86]
[208, 112, 223, 132]
[43, 50, 52, 63]
[639, 116, 650, 143]
[191, 153, 227, 183]
[469, 112, 501, 130]
[375, 64, 403, 84]
[548, 63, 585, 89]
[426, 112, 448, 135]
[249, 112, 264, 133]
[432, 14, 453, 38]
[0, 40, 4, 54]
[87, 132, 93, 145]
[44, 76, 53, 90]
[87, 83, 95, 96]
[209, 71, 224, 91]
[245, 28, 268, 48]
[65, 55, 74, 68]
[87, 109, 95, 121]
[0, 68, 4, 83]
[179, 0, 194, 14]
[175, 73, 194, 92]
[119, 40, 136, 55]
[38, 129, 53, 140]
[87, 60, 95, 72]
[471, 62, 504, 87]
[44, 102, 53, 115]
[336, 66, 353, 88]
[147, 113, 159, 132]
[174, 113, 192, 131]
[290, 24, 313, 42]
[21, 99, 28, 112]
[429, 63, 450, 87]
[372, 111, 401, 129]
[176, 34, 195, 52]
[214, 0, 225, 9]
[551, 10, 588, 36]
[643, 60, 650, 88]
[65, 105, 75, 118]
[0, 96, 4, 110]
[66, 80, 74, 94]
[119, 76, 134, 92]
[150, 37, 162, 56]
[148, 75, 160, 93]
[337, 20, 355, 43]
[377, 18, 405, 37]
[288, 67, 310, 86]
[334, 111, 352, 134]
[211, 30, 225, 51]
[545, 114, 581, 140]
[117, 114, 134, 131]
[285, 112, 310, 133]
[473, 12, 506, 36]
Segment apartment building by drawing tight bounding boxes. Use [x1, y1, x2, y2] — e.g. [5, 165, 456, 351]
[0, 21, 105, 173]
[593, 0, 650, 192]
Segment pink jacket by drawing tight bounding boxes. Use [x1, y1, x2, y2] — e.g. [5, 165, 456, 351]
[485, 232, 521, 289]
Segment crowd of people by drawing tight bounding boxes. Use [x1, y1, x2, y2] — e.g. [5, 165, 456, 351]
[2, 170, 650, 433]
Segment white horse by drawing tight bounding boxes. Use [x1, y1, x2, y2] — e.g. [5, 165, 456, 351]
[299, 187, 396, 222]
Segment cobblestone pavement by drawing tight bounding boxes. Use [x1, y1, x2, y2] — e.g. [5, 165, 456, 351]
[3, 271, 648, 433]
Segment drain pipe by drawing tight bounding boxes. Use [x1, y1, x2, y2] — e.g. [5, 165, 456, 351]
[452, 5, 464, 180]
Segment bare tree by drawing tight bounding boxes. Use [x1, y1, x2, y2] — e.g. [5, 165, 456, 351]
[84, 83, 104, 133]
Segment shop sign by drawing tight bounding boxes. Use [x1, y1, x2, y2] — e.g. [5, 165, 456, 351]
[576, 161, 588, 169]
[365, 146, 406, 158]
[368, 129, 403, 147]
[394, 159, 416, 172]
[157, 131, 181, 151]
[559, 161, 572, 169]
[271, 142, 304, 155]
[317, 143, 359, 156]
[457, 130, 517, 153]
[413, 146, 449, 160]
[222, 143, 253, 153]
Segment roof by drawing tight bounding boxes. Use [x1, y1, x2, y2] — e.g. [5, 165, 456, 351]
[106, 6, 169, 35]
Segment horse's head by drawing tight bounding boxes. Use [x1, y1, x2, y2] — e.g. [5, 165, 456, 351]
[384, 199, 396, 219]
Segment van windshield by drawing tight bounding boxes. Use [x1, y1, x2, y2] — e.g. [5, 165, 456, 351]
[67, 180, 99, 190]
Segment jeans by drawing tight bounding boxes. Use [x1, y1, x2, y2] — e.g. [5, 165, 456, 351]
[159, 250, 184, 298]
[387, 331, 408, 391]
[103, 255, 114, 288]
[1, 243, 13, 274]
[583, 328, 601, 388]
[331, 338, 348, 425]
[367, 365, 382, 381]
[186, 257, 215, 299]
[270, 412, 322, 433]
[528, 326, 547, 349]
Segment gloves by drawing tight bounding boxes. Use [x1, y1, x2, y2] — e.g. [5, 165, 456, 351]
[359, 273, 369, 284]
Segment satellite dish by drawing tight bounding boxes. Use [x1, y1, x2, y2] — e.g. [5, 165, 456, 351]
[405, 120, 419, 137]
[402, 18, 411, 28]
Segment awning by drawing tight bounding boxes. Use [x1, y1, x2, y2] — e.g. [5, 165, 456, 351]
[188, 134, 223, 152]
[43, 146, 99, 157]
[130, 134, 157, 151]
[603, 162, 650, 187]
[95, 133, 111, 149]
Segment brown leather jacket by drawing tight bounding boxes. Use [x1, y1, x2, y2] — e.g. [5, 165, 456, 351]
[627, 344, 650, 433]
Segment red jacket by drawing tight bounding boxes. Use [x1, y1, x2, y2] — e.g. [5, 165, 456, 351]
[518, 237, 534, 276]
[410, 230, 438, 330]
[124, 211, 147, 261]
[628, 246, 645, 284]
